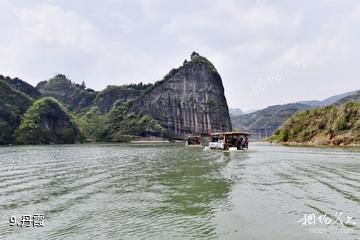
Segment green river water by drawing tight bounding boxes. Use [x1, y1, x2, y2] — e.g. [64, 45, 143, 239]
[0, 143, 359, 240]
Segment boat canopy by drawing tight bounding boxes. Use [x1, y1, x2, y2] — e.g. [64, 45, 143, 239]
[209, 131, 251, 137]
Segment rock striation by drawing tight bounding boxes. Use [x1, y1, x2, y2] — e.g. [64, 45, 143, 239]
[129, 52, 232, 138]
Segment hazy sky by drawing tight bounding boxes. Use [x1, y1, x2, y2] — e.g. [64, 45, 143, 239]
[1, 0, 360, 111]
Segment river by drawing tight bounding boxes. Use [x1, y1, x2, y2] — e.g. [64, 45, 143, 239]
[0, 143, 359, 240]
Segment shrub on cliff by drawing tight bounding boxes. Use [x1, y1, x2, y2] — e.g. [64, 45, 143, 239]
[93, 85, 143, 113]
[77, 107, 107, 142]
[104, 101, 166, 142]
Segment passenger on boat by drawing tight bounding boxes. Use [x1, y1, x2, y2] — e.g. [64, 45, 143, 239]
[244, 137, 249, 149]
[237, 137, 243, 150]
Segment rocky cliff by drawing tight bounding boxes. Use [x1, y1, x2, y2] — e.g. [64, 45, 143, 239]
[129, 52, 232, 138]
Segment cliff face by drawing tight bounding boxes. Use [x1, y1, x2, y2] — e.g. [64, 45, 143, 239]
[130, 53, 232, 138]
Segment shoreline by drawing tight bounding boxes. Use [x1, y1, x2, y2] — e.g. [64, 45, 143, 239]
[268, 141, 360, 148]
[130, 140, 184, 143]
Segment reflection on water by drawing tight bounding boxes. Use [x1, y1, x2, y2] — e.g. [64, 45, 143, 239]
[0, 143, 359, 240]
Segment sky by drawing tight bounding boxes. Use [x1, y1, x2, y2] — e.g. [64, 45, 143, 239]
[1, 0, 360, 111]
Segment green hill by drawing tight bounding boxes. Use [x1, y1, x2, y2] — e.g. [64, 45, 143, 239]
[15, 97, 82, 144]
[37, 74, 97, 113]
[0, 80, 33, 144]
[0, 75, 41, 99]
[269, 101, 360, 146]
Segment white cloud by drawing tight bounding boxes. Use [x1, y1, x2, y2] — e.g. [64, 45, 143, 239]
[1, 0, 360, 110]
[0, 3, 160, 88]
[350, 4, 360, 24]
[15, 4, 97, 47]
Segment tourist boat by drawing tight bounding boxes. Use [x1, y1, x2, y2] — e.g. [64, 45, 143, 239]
[206, 132, 250, 151]
[185, 135, 202, 147]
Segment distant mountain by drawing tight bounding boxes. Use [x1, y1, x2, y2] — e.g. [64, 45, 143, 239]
[322, 90, 358, 105]
[335, 90, 360, 105]
[296, 100, 322, 107]
[231, 103, 311, 139]
[244, 109, 257, 114]
[229, 108, 244, 116]
[297, 90, 358, 107]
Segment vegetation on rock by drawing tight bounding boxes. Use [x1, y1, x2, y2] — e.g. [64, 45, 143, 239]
[0, 75, 41, 99]
[104, 101, 166, 142]
[77, 107, 107, 142]
[0, 80, 33, 144]
[93, 85, 143, 113]
[268, 101, 360, 145]
[15, 97, 82, 144]
[37, 74, 97, 113]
